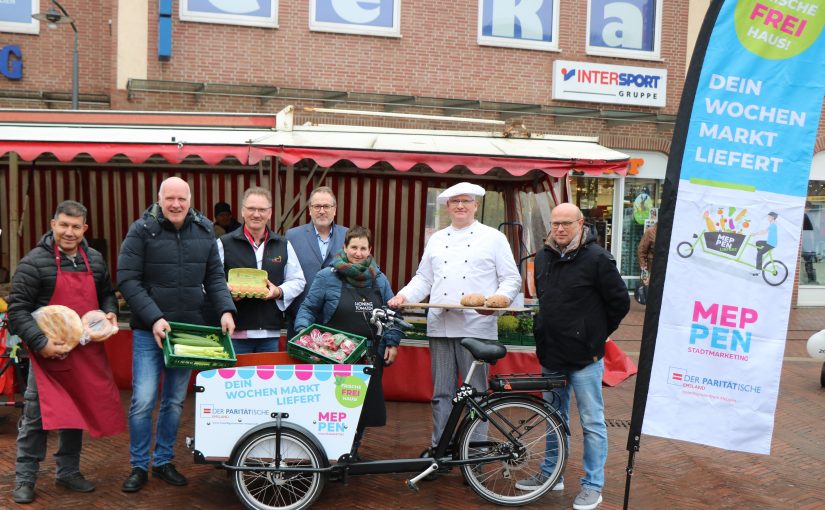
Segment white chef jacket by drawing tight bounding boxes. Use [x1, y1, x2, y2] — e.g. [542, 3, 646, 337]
[398, 221, 521, 340]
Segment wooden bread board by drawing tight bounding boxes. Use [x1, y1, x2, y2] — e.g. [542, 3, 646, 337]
[399, 303, 531, 313]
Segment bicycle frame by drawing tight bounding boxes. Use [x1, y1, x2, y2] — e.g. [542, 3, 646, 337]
[218, 357, 568, 484]
[684, 230, 776, 268]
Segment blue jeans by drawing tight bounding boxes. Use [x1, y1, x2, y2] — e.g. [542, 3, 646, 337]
[129, 329, 191, 471]
[231, 336, 279, 355]
[541, 359, 607, 491]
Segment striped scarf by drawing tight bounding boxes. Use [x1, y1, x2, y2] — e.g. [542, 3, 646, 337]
[332, 249, 378, 288]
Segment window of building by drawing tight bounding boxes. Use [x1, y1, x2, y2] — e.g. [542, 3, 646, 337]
[477, 0, 560, 51]
[621, 178, 662, 287]
[586, 0, 663, 60]
[570, 176, 617, 252]
[801, 182, 825, 286]
[310, 0, 400, 37]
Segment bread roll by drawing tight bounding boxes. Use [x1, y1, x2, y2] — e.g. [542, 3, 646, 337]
[484, 295, 511, 308]
[460, 293, 486, 307]
[82, 309, 118, 342]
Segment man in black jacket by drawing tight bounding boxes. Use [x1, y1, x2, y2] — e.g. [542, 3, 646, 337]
[117, 177, 235, 493]
[218, 187, 305, 353]
[9, 200, 121, 504]
[517, 203, 629, 510]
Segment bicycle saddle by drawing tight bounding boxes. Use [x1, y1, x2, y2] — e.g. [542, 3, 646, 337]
[460, 338, 507, 363]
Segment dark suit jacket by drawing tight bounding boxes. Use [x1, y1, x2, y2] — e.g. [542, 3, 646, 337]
[285, 222, 348, 316]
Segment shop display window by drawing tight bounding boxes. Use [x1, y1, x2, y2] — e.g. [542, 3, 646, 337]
[621, 179, 662, 286]
[801, 182, 825, 286]
[570, 176, 616, 252]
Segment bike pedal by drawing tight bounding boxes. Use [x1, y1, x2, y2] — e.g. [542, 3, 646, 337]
[406, 480, 420, 492]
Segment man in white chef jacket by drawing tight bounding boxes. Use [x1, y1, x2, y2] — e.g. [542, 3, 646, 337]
[388, 182, 521, 447]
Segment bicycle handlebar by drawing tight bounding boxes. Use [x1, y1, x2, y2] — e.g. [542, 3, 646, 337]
[370, 306, 413, 331]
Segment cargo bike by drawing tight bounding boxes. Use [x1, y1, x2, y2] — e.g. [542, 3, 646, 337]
[676, 230, 788, 286]
[188, 307, 569, 510]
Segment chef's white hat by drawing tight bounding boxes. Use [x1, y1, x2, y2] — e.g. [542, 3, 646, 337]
[437, 182, 486, 204]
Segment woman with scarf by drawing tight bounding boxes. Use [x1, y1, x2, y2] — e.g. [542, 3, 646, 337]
[293, 225, 400, 459]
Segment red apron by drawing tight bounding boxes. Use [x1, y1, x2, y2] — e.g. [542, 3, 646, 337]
[28, 246, 126, 437]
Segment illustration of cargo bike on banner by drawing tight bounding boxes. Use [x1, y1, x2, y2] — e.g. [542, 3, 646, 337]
[675, 206, 788, 286]
[189, 307, 569, 510]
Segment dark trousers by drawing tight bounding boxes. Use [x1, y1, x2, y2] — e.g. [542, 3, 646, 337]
[755, 241, 774, 271]
[16, 368, 83, 484]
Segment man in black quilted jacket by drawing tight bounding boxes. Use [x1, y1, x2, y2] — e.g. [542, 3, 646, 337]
[519, 202, 629, 510]
[117, 176, 235, 493]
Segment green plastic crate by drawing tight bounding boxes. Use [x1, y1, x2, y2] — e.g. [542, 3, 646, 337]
[287, 324, 368, 364]
[163, 322, 236, 369]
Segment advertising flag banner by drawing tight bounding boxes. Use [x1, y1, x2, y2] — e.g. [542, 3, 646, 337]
[638, 0, 825, 454]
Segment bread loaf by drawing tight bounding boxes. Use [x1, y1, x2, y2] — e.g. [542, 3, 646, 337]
[460, 293, 486, 307]
[32, 305, 84, 350]
[484, 295, 511, 308]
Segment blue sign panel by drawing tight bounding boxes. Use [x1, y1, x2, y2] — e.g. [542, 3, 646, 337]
[310, 0, 400, 37]
[588, 0, 661, 58]
[0, 0, 38, 34]
[180, 0, 277, 28]
[477, 0, 559, 51]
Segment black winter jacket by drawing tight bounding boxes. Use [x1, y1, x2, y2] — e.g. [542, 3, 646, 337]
[533, 227, 630, 371]
[8, 233, 118, 353]
[117, 204, 235, 331]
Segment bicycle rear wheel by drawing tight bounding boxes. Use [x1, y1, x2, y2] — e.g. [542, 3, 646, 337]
[231, 428, 326, 510]
[457, 397, 566, 506]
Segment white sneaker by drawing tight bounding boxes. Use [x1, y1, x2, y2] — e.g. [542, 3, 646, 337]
[573, 487, 603, 510]
[514, 472, 564, 491]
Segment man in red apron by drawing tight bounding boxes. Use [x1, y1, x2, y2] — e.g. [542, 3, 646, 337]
[7, 200, 123, 504]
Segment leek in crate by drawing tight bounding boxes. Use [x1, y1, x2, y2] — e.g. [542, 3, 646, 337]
[163, 322, 236, 369]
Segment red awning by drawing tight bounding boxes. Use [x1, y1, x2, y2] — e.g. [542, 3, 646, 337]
[250, 146, 627, 176]
[1, 141, 252, 166]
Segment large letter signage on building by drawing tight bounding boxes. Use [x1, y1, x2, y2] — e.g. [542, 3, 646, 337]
[0, 0, 38, 35]
[179, 0, 278, 28]
[552, 60, 667, 108]
[586, 0, 662, 60]
[310, 0, 400, 37]
[629, 0, 825, 455]
[477, 0, 559, 51]
[0, 45, 23, 80]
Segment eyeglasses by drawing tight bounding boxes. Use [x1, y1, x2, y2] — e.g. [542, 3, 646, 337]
[243, 206, 272, 215]
[447, 199, 476, 206]
[310, 204, 335, 211]
[550, 220, 579, 229]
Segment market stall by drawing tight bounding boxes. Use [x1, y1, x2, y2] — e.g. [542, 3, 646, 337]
[3, 106, 633, 400]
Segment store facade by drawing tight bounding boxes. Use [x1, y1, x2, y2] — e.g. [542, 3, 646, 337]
[3, 1, 822, 301]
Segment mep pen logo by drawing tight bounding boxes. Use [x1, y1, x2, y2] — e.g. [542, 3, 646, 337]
[668, 366, 687, 386]
[560, 67, 576, 81]
[200, 404, 213, 418]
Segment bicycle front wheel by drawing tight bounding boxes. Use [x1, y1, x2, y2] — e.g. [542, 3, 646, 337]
[762, 260, 788, 286]
[457, 397, 567, 506]
[231, 428, 326, 510]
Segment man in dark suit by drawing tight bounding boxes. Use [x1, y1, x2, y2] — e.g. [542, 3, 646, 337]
[286, 186, 348, 338]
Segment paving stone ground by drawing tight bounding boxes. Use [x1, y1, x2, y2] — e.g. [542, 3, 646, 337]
[2, 301, 824, 509]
